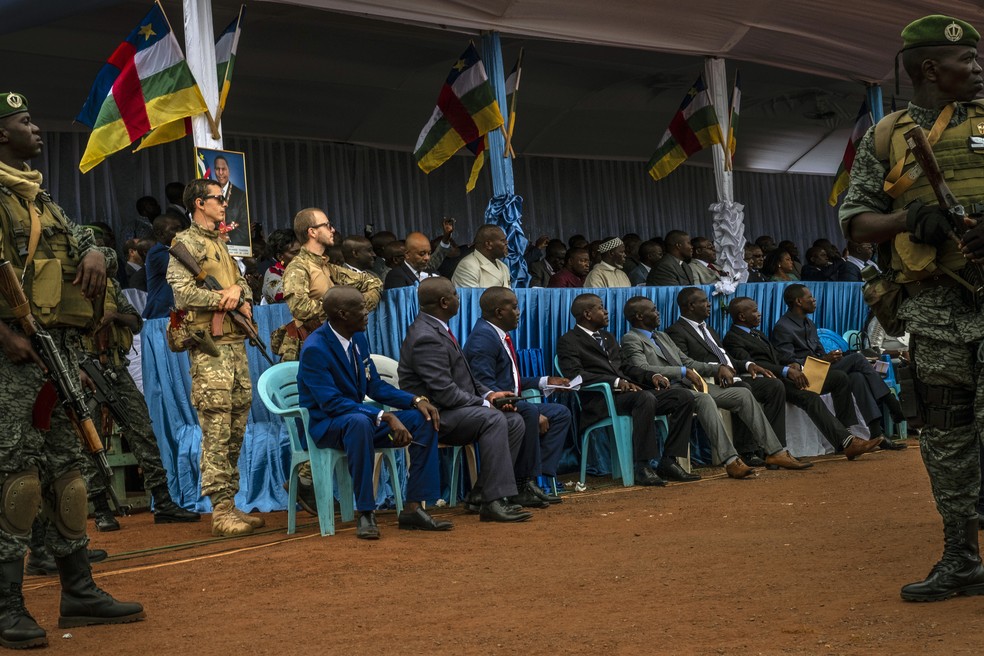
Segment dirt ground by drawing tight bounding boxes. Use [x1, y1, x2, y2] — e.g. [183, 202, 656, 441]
[20, 440, 984, 655]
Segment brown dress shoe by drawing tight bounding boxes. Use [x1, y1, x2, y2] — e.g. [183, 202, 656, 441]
[843, 435, 883, 460]
[765, 450, 813, 470]
[725, 457, 756, 479]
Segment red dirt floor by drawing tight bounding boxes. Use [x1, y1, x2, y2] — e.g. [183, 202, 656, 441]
[20, 440, 984, 655]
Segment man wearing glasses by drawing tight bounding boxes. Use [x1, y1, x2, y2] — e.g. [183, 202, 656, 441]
[166, 179, 262, 537]
[276, 208, 382, 513]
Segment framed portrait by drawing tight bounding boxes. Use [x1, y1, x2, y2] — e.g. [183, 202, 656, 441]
[194, 147, 252, 257]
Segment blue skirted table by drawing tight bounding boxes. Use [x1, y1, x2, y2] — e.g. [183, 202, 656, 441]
[142, 282, 867, 512]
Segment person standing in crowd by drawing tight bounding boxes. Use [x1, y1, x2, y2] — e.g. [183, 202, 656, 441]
[166, 178, 262, 537]
[142, 214, 183, 319]
[839, 14, 984, 601]
[262, 228, 301, 304]
[0, 91, 143, 647]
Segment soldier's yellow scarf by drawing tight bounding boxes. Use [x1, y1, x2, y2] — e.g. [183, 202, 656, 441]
[0, 160, 44, 266]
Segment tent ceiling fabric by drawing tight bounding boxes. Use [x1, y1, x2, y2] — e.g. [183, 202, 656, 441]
[1, 1, 982, 174]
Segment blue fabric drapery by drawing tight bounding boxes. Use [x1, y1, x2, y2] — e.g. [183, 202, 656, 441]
[485, 193, 530, 287]
[143, 282, 866, 509]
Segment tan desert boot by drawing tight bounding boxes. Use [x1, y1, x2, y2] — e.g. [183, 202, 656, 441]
[211, 500, 254, 537]
[232, 507, 265, 529]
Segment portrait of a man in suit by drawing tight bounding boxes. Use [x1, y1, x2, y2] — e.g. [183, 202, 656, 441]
[197, 147, 251, 255]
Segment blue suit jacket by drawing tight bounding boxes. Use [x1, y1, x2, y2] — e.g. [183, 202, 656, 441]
[461, 319, 537, 393]
[142, 242, 174, 319]
[298, 324, 414, 445]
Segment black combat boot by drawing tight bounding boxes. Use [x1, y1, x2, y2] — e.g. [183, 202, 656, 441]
[901, 517, 984, 601]
[91, 496, 120, 532]
[151, 485, 201, 523]
[0, 559, 47, 649]
[55, 548, 144, 628]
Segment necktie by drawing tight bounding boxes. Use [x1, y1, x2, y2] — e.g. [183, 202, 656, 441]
[700, 323, 732, 368]
[348, 343, 359, 380]
[503, 333, 521, 394]
[649, 332, 667, 359]
[682, 261, 693, 284]
[447, 327, 459, 347]
[592, 331, 607, 352]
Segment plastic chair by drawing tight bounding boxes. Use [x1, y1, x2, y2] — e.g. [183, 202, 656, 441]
[554, 355, 635, 487]
[879, 353, 908, 440]
[842, 329, 869, 352]
[257, 361, 403, 537]
[817, 328, 850, 354]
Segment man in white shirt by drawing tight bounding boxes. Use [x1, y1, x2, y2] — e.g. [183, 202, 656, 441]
[584, 237, 632, 288]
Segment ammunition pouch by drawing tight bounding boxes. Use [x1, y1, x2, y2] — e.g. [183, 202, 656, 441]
[914, 380, 976, 430]
[167, 310, 220, 357]
[863, 273, 909, 337]
[270, 319, 320, 362]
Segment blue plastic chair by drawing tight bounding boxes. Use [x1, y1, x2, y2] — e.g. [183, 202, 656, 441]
[817, 328, 850, 353]
[842, 329, 869, 352]
[256, 361, 403, 537]
[554, 356, 635, 487]
[879, 354, 908, 440]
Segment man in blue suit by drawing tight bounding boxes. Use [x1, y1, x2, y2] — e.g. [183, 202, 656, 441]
[298, 286, 451, 540]
[463, 287, 573, 507]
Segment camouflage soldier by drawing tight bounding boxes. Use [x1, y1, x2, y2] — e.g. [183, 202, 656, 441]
[840, 15, 984, 601]
[274, 207, 382, 513]
[0, 92, 142, 647]
[166, 178, 261, 537]
[75, 276, 201, 532]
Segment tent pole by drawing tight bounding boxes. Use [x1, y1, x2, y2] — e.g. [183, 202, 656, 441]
[704, 56, 746, 289]
[866, 84, 884, 123]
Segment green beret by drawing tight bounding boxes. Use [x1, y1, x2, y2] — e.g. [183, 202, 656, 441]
[902, 14, 980, 50]
[0, 92, 28, 119]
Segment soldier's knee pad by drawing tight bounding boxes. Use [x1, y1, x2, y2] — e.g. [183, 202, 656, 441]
[0, 467, 42, 538]
[50, 470, 88, 540]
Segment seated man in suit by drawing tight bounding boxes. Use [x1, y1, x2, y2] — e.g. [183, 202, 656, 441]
[557, 294, 696, 485]
[689, 237, 726, 284]
[800, 246, 846, 282]
[665, 287, 810, 469]
[584, 237, 632, 288]
[398, 277, 532, 522]
[452, 224, 511, 288]
[647, 230, 696, 286]
[463, 287, 573, 506]
[384, 232, 441, 289]
[629, 240, 663, 286]
[528, 239, 566, 288]
[771, 284, 906, 447]
[743, 243, 768, 283]
[723, 297, 885, 458]
[297, 287, 451, 540]
[622, 296, 808, 476]
[841, 241, 878, 282]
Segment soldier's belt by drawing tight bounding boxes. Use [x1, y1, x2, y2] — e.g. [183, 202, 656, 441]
[903, 274, 968, 295]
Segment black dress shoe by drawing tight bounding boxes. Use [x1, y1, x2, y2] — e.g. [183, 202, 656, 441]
[656, 461, 701, 483]
[479, 499, 533, 523]
[356, 511, 380, 540]
[880, 438, 908, 451]
[742, 453, 766, 467]
[634, 465, 667, 487]
[509, 480, 550, 509]
[463, 487, 483, 514]
[153, 498, 201, 523]
[528, 480, 563, 504]
[398, 507, 454, 531]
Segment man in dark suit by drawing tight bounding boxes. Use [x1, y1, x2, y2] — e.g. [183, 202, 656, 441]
[770, 284, 906, 446]
[162, 181, 191, 229]
[665, 287, 808, 469]
[621, 296, 810, 476]
[212, 155, 249, 249]
[556, 293, 696, 485]
[298, 287, 451, 539]
[142, 214, 183, 319]
[463, 287, 572, 506]
[722, 296, 886, 458]
[398, 277, 532, 523]
[647, 230, 696, 286]
[384, 232, 441, 289]
[528, 240, 566, 287]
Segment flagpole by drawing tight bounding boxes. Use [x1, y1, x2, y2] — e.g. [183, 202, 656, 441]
[213, 3, 245, 128]
[502, 47, 523, 158]
[182, 0, 222, 147]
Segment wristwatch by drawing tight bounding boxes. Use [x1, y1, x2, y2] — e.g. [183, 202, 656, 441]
[411, 395, 429, 408]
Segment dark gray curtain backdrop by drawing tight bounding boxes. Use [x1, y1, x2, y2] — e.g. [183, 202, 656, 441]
[36, 131, 841, 247]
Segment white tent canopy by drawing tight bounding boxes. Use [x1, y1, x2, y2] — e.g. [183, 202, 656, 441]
[3, 0, 981, 175]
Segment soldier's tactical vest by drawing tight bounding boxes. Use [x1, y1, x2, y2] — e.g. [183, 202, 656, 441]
[81, 282, 133, 366]
[178, 229, 244, 340]
[879, 102, 984, 282]
[0, 188, 94, 328]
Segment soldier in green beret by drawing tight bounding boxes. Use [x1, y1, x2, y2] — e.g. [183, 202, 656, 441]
[839, 16, 984, 601]
[0, 92, 144, 646]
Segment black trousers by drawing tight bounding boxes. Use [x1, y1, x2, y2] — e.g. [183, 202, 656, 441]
[729, 376, 786, 450]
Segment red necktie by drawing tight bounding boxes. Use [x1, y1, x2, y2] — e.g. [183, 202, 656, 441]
[503, 333, 520, 394]
[447, 328, 459, 347]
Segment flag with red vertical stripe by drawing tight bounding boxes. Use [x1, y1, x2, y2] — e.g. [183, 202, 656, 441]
[414, 43, 504, 174]
[646, 74, 724, 182]
[76, 2, 207, 173]
[827, 99, 873, 206]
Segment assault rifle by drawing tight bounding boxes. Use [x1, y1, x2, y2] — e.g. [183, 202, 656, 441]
[0, 260, 130, 515]
[79, 357, 133, 443]
[168, 242, 274, 365]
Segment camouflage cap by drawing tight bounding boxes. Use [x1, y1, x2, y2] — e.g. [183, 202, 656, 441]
[902, 14, 980, 50]
[0, 92, 28, 119]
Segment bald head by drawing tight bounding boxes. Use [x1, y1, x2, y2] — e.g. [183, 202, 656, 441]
[418, 276, 456, 311]
[322, 286, 364, 321]
[404, 231, 433, 271]
[479, 286, 516, 319]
